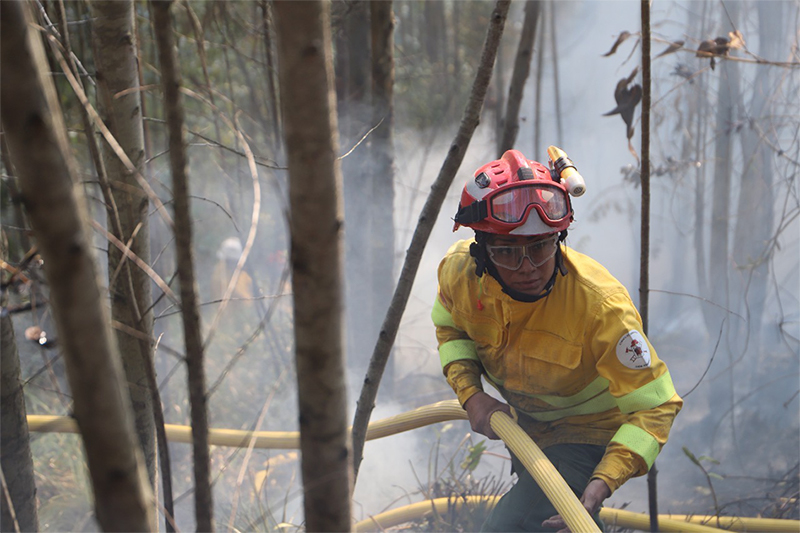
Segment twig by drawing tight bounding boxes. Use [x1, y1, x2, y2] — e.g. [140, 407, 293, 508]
[337, 118, 383, 161]
[681, 319, 725, 398]
[43, 31, 174, 229]
[89, 219, 179, 305]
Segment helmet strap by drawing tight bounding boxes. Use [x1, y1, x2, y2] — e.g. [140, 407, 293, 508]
[469, 231, 490, 277]
[556, 231, 569, 276]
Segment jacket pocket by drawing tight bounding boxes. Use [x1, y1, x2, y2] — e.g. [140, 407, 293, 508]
[510, 329, 584, 395]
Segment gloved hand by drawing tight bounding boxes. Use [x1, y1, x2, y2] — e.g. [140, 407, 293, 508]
[463, 391, 512, 440]
[541, 478, 611, 532]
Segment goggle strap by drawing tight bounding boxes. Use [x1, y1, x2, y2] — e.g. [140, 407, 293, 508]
[454, 200, 489, 225]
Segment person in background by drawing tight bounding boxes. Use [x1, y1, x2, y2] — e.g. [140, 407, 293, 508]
[211, 237, 254, 302]
[432, 149, 682, 532]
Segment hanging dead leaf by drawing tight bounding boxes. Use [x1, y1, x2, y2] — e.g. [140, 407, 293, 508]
[655, 40, 684, 59]
[696, 36, 735, 70]
[728, 30, 745, 50]
[602, 31, 632, 57]
[697, 33, 742, 58]
[697, 39, 723, 57]
[603, 68, 642, 140]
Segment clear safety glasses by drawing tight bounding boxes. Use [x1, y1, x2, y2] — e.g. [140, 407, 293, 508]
[489, 183, 570, 226]
[486, 235, 559, 271]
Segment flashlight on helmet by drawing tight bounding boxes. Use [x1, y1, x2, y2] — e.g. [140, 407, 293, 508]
[547, 145, 586, 197]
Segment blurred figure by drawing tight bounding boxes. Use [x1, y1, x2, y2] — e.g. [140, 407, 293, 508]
[211, 237, 254, 302]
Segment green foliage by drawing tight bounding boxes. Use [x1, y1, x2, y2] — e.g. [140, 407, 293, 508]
[404, 429, 509, 532]
[30, 432, 94, 531]
[460, 440, 487, 473]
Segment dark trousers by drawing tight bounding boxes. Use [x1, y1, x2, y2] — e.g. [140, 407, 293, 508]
[482, 443, 606, 532]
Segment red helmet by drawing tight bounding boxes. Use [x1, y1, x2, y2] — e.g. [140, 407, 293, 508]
[453, 150, 573, 236]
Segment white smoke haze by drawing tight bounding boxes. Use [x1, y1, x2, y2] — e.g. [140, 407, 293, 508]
[355, 0, 799, 523]
[8, 0, 797, 530]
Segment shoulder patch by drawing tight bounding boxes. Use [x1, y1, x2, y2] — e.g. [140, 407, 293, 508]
[616, 330, 651, 369]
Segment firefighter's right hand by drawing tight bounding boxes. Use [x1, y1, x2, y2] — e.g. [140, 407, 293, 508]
[463, 392, 512, 440]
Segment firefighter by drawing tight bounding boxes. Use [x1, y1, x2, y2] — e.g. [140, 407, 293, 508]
[211, 237, 254, 302]
[432, 149, 682, 532]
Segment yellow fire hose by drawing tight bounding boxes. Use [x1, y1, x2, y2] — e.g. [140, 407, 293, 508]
[488, 410, 600, 532]
[28, 401, 799, 532]
[352, 496, 800, 532]
[27, 400, 470, 449]
[353, 496, 727, 532]
[662, 514, 800, 532]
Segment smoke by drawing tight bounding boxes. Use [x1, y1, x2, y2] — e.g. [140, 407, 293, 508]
[12, 1, 797, 530]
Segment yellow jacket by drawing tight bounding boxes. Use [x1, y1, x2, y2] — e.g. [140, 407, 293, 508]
[432, 239, 682, 493]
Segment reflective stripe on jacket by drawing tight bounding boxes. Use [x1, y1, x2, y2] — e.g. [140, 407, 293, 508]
[432, 239, 683, 493]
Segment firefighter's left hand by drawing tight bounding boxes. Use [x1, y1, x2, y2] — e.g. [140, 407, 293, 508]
[540, 478, 610, 532]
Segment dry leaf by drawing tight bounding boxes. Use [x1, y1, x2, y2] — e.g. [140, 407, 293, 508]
[602, 31, 632, 57]
[655, 40, 684, 59]
[728, 30, 745, 50]
[603, 68, 642, 140]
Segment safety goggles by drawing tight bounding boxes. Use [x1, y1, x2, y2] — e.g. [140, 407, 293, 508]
[486, 235, 559, 270]
[455, 182, 571, 228]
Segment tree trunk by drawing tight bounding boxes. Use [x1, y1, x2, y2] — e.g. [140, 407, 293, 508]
[533, 15, 545, 157]
[708, 3, 741, 331]
[732, 0, 785, 355]
[493, 36, 506, 154]
[549, 0, 563, 145]
[452, 1, 462, 87]
[499, 0, 541, 155]
[150, 1, 214, 531]
[640, 3, 657, 529]
[274, 2, 352, 530]
[1, 245, 38, 533]
[0, 2, 154, 530]
[370, 0, 397, 398]
[89, 0, 157, 489]
[260, 0, 282, 155]
[693, 2, 711, 328]
[351, 0, 511, 484]
[706, 1, 742, 450]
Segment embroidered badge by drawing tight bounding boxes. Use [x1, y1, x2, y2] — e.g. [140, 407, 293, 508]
[616, 330, 651, 369]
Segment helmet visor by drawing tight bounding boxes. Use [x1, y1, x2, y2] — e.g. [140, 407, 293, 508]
[489, 183, 569, 224]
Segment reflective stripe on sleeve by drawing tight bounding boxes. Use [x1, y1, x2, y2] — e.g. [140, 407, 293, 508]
[431, 296, 457, 329]
[610, 423, 660, 469]
[615, 371, 677, 414]
[514, 391, 618, 422]
[485, 372, 618, 422]
[439, 339, 480, 368]
[529, 375, 610, 408]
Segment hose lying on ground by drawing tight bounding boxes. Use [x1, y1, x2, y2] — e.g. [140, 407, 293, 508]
[27, 399, 470, 449]
[28, 401, 799, 532]
[662, 513, 800, 532]
[352, 496, 728, 533]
